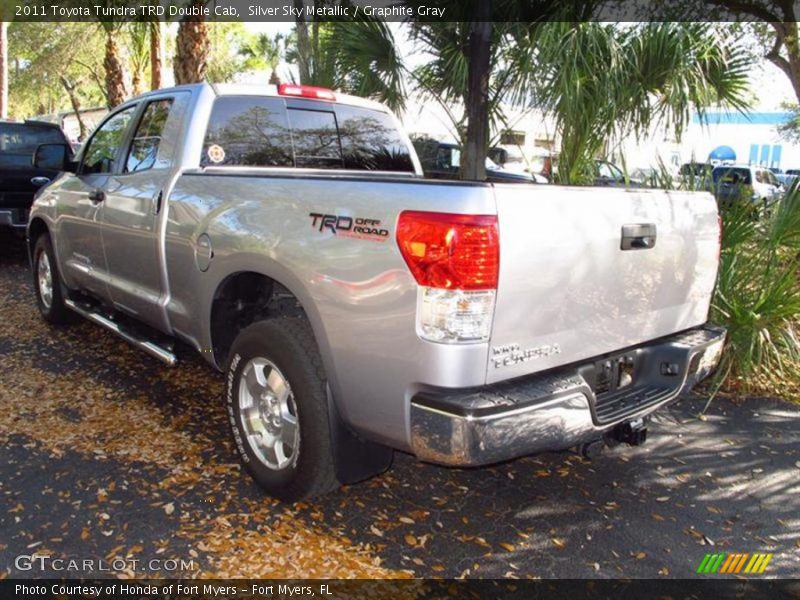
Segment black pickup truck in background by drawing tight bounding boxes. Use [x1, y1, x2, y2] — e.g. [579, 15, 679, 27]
[0, 120, 72, 229]
[411, 138, 537, 184]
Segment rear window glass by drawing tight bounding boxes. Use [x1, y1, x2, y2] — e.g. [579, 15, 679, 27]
[0, 123, 66, 168]
[335, 105, 414, 171]
[713, 167, 752, 185]
[287, 108, 342, 169]
[202, 96, 414, 173]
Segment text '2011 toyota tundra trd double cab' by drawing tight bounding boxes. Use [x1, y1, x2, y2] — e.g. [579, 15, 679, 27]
[27, 83, 725, 500]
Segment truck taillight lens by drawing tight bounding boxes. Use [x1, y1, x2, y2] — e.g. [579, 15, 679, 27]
[396, 211, 499, 290]
[396, 211, 499, 344]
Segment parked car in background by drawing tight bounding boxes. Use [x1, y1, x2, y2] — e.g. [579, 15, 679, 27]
[593, 160, 644, 188]
[0, 120, 72, 229]
[770, 167, 799, 188]
[488, 145, 548, 183]
[630, 167, 660, 188]
[543, 156, 642, 187]
[413, 139, 537, 184]
[712, 165, 783, 210]
[678, 162, 713, 190]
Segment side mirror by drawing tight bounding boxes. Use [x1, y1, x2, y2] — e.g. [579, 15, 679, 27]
[32, 143, 74, 171]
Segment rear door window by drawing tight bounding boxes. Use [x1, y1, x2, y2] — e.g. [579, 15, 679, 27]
[202, 96, 414, 173]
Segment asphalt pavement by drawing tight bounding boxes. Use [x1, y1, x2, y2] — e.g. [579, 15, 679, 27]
[1, 231, 798, 580]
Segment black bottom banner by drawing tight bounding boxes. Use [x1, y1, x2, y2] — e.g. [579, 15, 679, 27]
[3, 579, 800, 600]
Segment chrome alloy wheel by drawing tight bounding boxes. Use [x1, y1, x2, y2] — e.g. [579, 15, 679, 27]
[238, 358, 300, 470]
[37, 251, 53, 309]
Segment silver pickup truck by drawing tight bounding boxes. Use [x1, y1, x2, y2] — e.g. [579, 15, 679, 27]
[27, 83, 725, 500]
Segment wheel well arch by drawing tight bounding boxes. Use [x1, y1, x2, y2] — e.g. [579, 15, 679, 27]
[27, 217, 49, 256]
[209, 270, 308, 368]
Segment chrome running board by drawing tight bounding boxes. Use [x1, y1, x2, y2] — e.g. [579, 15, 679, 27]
[64, 299, 177, 366]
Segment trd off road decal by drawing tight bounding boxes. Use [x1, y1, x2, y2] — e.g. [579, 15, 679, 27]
[309, 212, 389, 242]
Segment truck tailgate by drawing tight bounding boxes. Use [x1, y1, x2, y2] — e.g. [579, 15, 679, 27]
[487, 185, 719, 383]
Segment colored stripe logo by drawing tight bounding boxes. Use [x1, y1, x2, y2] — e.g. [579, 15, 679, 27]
[696, 553, 772, 574]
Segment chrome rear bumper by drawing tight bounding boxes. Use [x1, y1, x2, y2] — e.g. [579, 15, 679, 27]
[410, 325, 726, 466]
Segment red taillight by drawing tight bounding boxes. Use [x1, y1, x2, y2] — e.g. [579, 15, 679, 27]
[278, 83, 336, 101]
[396, 211, 499, 290]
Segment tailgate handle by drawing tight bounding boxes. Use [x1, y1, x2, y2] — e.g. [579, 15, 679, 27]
[621, 223, 656, 250]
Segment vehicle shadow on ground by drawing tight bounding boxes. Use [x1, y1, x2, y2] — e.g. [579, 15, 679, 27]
[1, 231, 798, 578]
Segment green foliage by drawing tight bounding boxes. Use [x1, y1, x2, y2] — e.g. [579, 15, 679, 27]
[410, 21, 534, 144]
[533, 22, 752, 185]
[8, 22, 106, 118]
[709, 186, 800, 404]
[777, 102, 800, 145]
[286, 20, 406, 113]
[239, 32, 285, 81]
[205, 23, 258, 84]
[125, 21, 150, 95]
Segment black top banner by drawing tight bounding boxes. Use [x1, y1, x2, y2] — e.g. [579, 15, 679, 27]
[2, 0, 799, 22]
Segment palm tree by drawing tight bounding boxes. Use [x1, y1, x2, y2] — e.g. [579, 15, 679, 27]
[0, 21, 8, 119]
[285, 19, 406, 113]
[532, 22, 752, 183]
[100, 22, 127, 108]
[126, 22, 149, 96]
[150, 19, 162, 90]
[174, 0, 209, 84]
[240, 33, 285, 84]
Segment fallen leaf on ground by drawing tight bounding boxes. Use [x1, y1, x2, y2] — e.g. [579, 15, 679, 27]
[499, 543, 515, 552]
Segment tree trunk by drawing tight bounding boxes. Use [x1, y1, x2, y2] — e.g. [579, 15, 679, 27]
[461, 7, 492, 181]
[150, 20, 162, 90]
[104, 31, 127, 108]
[293, 0, 311, 84]
[0, 22, 8, 119]
[174, 0, 209, 85]
[132, 71, 143, 96]
[767, 22, 800, 105]
[60, 76, 87, 141]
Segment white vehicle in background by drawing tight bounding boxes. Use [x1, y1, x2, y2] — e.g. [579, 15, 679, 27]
[712, 165, 784, 209]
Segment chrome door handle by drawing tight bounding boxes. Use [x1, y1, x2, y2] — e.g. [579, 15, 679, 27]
[621, 223, 657, 250]
[31, 177, 50, 186]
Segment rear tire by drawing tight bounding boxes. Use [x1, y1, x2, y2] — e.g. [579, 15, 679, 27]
[32, 234, 71, 325]
[225, 318, 339, 501]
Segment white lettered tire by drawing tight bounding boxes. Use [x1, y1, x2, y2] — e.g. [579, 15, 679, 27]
[225, 318, 339, 501]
